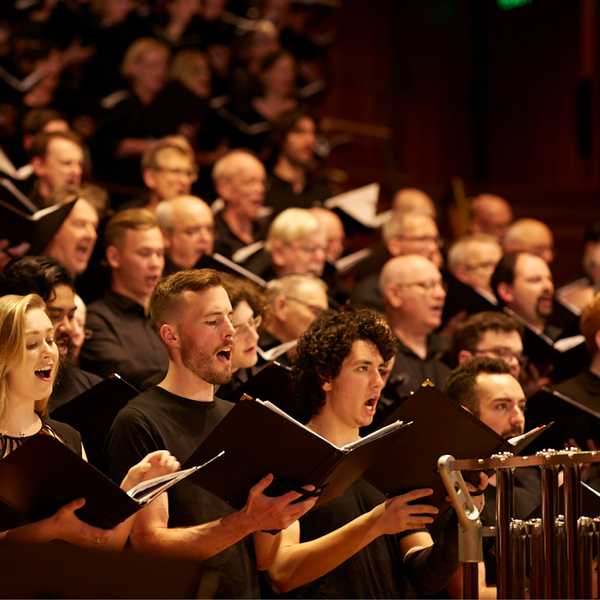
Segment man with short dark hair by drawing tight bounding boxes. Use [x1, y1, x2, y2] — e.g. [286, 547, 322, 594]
[491, 251, 556, 338]
[79, 208, 168, 388]
[445, 356, 539, 590]
[0, 255, 101, 411]
[451, 311, 524, 378]
[30, 130, 85, 208]
[106, 269, 316, 597]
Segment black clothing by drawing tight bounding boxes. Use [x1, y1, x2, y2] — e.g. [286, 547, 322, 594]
[213, 210, 269, 259]
[555, 369, 600, 412]
[0, 417, 81, 459]
[350, 272, 385, 312]
[264, 172, 330, 216]
[293, 478, 458, 599]
[48, 363, 102, 413]
[384, 334, 450, 403]
[79, 291, 168, 390]
[294, 479, 416, 599]
[106, 386, 259, 598]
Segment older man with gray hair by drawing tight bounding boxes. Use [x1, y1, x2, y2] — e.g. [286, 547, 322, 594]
[379, 254, 450, 402]
[351, 212, 442, 312]
[155, 195, 214, 274]
[212, 149, 269, 258]
[241, 208, 328, 282]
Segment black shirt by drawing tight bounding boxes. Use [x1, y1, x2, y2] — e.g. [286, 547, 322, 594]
[292, 479, 416, 599]
[384, 334, 450, 403]
[213, 210, 268, 260]
[79, 291, 168, 390]
[264, 173, 331, 216]
[48, 363, 102, 413]
[106, 386, 259, 598]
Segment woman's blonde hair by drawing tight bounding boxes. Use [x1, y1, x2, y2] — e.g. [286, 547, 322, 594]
[0, 294, 52, 420]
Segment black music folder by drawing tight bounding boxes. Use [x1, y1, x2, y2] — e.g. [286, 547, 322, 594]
[369, 385, 549, 506]
[441, 270, 499, 325]
[183, 398, 412, 508]
[50, 373, 139, 471]
[520, 325, 589, 382]
[0, 436, 223, 531]
[525, 385, 600, 452]
[0, 180, 76, 254]
[237, 360, 295, 411]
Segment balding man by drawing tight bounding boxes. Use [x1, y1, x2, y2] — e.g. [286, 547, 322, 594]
[212, 150, 269, 258]
[155, 195, 214, 274]
[309, 207, 345, 262]
[469, 194, 513, 241]
[379, 254, 450, 401]
[503, 218, 555, 264]
[447, 234, 502, 297]
[393, 187, 436, 219]
[351, 212, 442, 312]
[261, 275, 329, 364]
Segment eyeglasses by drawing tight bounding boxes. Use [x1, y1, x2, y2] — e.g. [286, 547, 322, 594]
[288, 243, 327, 256]
[395, 280, 446, 292]
[175, 225, 215, 237]
[153, 166, 198, 180]
[462, 260, 498, 272]
[474, 347, 524, 364]
[232, 315, 262, 338]
[286, 296, 325, 317]
[396, 235, 443, 248]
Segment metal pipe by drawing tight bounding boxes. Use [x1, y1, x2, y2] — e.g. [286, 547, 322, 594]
[563, 462, 581, 598]
[528, 519, 544, 600]
[540, 458, 560, 598]
[509, 520, 527, 598]
[495, 465, 514, 599]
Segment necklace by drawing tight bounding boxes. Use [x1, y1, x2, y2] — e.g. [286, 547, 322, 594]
[0, 417, 42, 438]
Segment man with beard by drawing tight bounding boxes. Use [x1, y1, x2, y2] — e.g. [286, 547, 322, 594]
[106, 269, 317, 598]
[491, 251, 557, 338]
[0, 255, 101, 411]
[445, 356, 540, 590]
[379, 254, 450, 403]
[264, 111, 331, 215]
[79, 208, 168, 388]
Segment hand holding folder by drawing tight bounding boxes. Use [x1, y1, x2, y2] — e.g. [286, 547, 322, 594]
[0, 436, 225, 530]
[183, 398, 413, 509]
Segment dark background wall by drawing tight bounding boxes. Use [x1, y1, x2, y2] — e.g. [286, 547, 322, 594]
[320, 0, 599, 283]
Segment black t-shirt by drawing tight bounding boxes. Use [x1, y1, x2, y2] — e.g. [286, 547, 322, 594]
[48, 363, 102, 413]
[106, 386, 259, 598]
[292, 479, 415, 599]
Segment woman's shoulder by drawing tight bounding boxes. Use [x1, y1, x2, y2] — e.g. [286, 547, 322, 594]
[43, 418, 82, 457]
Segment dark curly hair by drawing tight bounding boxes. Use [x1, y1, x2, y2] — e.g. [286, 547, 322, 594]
[293, 308, 398, 422]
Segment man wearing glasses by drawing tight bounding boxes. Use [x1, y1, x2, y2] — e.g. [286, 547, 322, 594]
[123, 139, 197, 211]
[379, 254, 450, 403]
[351, 212, 443, 312]
[451, 311, 523, 379]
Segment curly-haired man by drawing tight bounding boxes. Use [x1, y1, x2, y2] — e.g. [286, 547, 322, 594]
[254, 308, 463, 598]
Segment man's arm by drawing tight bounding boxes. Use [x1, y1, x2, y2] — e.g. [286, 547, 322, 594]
[255, 488, 437, 593]
[131, 473, 315, 560]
